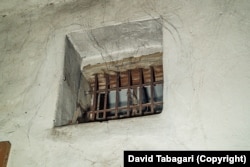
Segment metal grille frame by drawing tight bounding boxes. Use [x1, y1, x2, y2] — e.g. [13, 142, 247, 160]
[85, 65, 163, 122]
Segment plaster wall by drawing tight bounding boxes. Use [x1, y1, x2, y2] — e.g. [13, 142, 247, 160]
[0, 0, 250, 166]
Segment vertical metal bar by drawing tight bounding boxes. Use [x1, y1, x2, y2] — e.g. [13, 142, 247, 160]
[139, 68, 143, 115]
[150, 66, 155, 113]
[90, 74, 98, 120]
[127, 70, 131, 116]
[115, 72, 120, 118]
[103, 74, 109, 119]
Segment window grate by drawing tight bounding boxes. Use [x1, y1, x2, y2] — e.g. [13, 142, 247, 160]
[85, 65, 163, 122]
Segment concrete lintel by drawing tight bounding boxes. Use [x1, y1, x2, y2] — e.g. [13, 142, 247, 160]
[67, 18, 163, 71]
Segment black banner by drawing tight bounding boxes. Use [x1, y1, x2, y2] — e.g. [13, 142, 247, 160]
[124, 151, 249, 167]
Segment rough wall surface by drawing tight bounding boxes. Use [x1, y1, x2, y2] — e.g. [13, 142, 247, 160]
[68, 18, 162, 67]
[0, 0, 250, 166]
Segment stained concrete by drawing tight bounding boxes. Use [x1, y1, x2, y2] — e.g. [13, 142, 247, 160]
[0, 0, 250, 166]
[68, 18, 162, 68]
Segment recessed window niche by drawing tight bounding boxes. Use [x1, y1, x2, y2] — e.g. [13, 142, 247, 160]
[55, 18, 163, 126]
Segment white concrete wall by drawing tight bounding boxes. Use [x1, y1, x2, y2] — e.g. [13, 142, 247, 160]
[0, 0, 250, 166]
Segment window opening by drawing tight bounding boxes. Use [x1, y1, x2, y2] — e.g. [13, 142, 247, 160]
[79, 65, 163, 122]
[56, 18, 163, 126]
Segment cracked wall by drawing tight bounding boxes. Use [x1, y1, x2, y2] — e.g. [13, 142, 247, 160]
[0, 0, 250, 166]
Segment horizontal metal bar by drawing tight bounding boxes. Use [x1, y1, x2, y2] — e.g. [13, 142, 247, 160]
[91, 102, 163, 113]
[88, 81, 163, 93]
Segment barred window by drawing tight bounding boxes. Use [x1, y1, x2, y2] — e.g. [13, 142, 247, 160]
[79, 64, 163, 122]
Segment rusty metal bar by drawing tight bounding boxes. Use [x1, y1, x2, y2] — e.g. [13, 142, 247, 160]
[103, 74, 109, 119]
[93, 74, 98, 111]
[150, 66, 155, 113]
[96, 74, 109, 120]
[115, 72, 120, 118]
[138, 68, 143, 115]
[94, 102, 163, 113]
[89, 81, 163, 93]
[127, 70, 131, 117]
